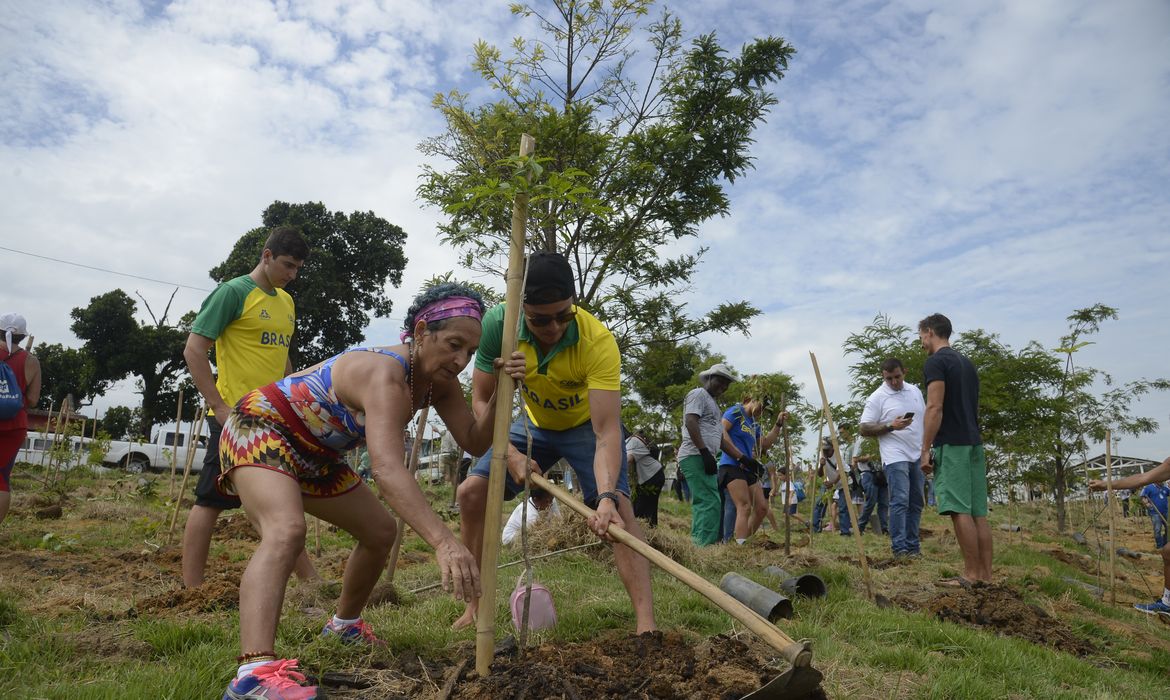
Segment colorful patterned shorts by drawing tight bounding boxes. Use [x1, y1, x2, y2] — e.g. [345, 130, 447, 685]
[218, 388, 361, 499]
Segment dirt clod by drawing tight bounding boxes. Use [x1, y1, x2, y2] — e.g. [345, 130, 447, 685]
[926, 582, 1095, 656]
[135, 579, 239, 615]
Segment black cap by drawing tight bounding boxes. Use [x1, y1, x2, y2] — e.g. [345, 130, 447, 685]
[524, 252, 575, 304]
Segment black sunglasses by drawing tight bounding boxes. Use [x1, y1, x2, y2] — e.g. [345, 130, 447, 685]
[526, 305, 577, 327]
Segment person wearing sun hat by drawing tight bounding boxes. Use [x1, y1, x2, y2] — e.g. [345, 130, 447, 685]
[455, 251, 657, 633]
[0, 312, 41, 527]
[678, 362, 738, 546]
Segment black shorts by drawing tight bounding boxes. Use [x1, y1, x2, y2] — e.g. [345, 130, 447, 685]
[193, 417, 240, 510]
[718, 464, 759, 490]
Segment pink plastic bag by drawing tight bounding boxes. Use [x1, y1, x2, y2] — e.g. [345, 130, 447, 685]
[510, 575, 557, 633]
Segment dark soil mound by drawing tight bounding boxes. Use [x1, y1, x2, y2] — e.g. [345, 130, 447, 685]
[926, 582, 1095, 656]
[134, 578, 239, 615]
[453, 631, 825, 700]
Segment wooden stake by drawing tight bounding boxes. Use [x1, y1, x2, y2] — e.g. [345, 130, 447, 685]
[23, 335, 34, 351]
[38, 401, 54, 468]
[779, 393, 793, 556]
[1009, 456, 1019, 548]
[168, 389, 184, 501]
[167, 407, 206, 544]
[476, 133, 535, 677]
[48, 399, 70, 483]
[386, 406, 431, 581]
[806, 416, 825, 547]
[810, 351, 874, 601]
[1104, 429, 1116, 605]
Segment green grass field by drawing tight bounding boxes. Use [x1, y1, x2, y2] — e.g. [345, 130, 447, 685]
[1, 463, 1167, 699]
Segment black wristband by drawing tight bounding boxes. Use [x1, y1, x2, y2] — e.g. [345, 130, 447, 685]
[597, 491, 620, 506]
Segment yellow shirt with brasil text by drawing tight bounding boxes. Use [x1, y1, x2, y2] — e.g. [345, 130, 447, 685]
[190, 275, 295, 415]
[474, 304, 620, 431]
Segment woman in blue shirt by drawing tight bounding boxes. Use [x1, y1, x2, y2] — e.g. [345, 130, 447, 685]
[718, 395, 787, 544]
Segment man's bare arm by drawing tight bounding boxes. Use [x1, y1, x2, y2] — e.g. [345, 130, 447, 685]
[183, 333, 229, 417]
[921, 380, 944, 455]
[1091, 455, 1170, 492]
[23, 354, 41, 408]
[684, 414, 706, 450]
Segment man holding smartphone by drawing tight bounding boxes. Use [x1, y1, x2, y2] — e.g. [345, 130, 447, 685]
[859, 357, 926, 558]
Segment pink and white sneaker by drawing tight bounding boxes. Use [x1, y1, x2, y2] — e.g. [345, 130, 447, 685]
[222, 658, 317, 699]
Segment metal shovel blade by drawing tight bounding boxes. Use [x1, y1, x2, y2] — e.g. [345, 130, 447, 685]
[741, 664, 824, 699]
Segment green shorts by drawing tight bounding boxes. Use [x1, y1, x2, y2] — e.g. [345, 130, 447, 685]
[933, 444, 988, 517]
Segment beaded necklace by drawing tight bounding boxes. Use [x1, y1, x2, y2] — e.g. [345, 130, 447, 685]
[407, 339, 433, 411]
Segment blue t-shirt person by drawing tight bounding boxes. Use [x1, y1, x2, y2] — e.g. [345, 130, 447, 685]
[718, 404, 761, 468]
[1140, 483, 1169, 517]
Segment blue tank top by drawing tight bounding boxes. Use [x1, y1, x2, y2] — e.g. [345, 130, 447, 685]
[274, 347, 407, 452]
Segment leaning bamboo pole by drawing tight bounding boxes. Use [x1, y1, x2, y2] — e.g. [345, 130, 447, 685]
[167, 408, 206, 544]
[780, 394, 794, 557]
[810, 351, 873, 601]
[1104, 430, 1117, 605]
[386, 406, 431, 581]
[475, 133, 535, 677]
[806, 415, 825, 545]
[168, 389, 184, 500]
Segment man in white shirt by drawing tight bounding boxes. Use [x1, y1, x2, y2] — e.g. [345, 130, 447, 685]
[501, 487, 560, 545]
[859, 357, 926, 558]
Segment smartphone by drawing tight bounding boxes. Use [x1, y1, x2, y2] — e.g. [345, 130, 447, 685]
[902, 412, 915, 419]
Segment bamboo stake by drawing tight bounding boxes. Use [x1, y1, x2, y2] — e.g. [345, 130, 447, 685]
[386, 406, 431, 581]
[1104, 429, 1116, 605]
[807, 416, 825, 545]
[810, 351, 874, 600]
[315, 517, 322, 558]
[37, 401, 54, 468]
[168, 389, 184, 500]
[476, 133, 535, 677]
[167, 407, 206, 544]
[49, 399, 70, 484]
[779, 393, 793, 557]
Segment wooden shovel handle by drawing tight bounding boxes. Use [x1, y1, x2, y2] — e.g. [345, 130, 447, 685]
[528, 473, 813, 668]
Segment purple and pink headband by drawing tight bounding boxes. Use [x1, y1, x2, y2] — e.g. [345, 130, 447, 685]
[400, 296, 483, 341]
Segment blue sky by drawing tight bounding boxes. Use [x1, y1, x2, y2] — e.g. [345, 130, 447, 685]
[2, 0, 1168, 460]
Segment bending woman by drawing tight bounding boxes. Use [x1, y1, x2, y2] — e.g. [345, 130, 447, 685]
[221, 284, 523, 700]
[717, 395, 787, 544]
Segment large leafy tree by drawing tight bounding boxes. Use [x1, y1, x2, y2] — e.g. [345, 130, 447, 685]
[622, 338, 726, 443]
[418, 0, 795, 356]
[210, 201, 408, 368]
[70, 290, 194, 438]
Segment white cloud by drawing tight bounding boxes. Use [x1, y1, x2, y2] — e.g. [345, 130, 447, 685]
[2, 0, 1167, 458]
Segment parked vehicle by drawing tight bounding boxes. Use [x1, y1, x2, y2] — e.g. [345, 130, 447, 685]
[15, 431, 91, 470]
[102, 423, 210, 473]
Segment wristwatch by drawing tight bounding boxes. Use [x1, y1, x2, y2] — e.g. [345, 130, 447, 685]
[597, 491, 620, 506]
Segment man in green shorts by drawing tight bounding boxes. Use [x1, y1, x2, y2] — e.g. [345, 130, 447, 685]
[919, 313, 991, 585]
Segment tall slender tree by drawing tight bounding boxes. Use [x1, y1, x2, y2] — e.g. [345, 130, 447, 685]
[418, 0, 796, 355]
